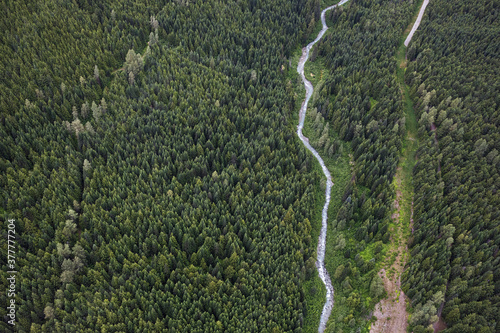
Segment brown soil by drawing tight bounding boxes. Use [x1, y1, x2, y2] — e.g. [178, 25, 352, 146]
[433, 316, 447, 332]
[433, 302, 447, 332]
[370, 167, 410, 333]
[371, 268, 408, 333]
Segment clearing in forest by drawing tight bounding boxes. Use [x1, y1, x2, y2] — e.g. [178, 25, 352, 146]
[370, 166, 411, 333]
[370, 0, 426, 331]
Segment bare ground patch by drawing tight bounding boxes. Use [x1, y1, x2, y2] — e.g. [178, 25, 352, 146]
[370, 167, 410, 333]
[433, 317, 447, 332]
[370, 268, 408, 333]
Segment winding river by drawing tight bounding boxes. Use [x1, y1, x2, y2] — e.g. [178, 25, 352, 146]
[296, 1, 350, 332]
[404, 0, 430, 47]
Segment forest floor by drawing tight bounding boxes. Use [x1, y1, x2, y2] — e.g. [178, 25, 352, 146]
[370, 0, 425, 331]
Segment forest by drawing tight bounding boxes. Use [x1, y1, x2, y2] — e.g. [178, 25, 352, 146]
[401, 0, 499, 332]
[1, 0, 498, 332]
[1, 0, 324, 331]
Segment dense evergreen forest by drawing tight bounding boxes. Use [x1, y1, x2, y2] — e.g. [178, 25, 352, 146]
[400, 0, 499, 332]
[1, 0, 325, 331]
[1, 0, 498, 332]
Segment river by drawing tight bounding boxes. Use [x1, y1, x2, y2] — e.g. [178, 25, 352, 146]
[404, 0, 430, 47]
[296, 0, 350, 332]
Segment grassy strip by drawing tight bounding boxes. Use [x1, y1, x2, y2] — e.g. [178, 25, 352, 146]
[371, 0, 424, 320]
[376, 0, 423, 272]
[395, 0, 421, 264]
[305, 57, 326, 98]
